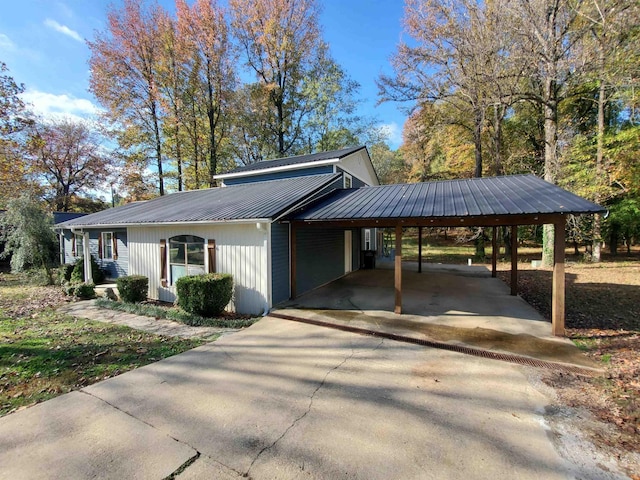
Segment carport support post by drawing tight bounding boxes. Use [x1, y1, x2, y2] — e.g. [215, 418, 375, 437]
[395, 225, 402, 314]
[552, 217, 566, 336]
[418, 227, 423, 273]
[510, 225, 517, 296]
[491, 226, 497, 278]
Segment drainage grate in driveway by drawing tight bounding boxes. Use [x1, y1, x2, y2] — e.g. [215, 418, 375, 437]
[269, 312, 601, 377]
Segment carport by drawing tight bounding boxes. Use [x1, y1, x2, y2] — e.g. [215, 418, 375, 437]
[286, 175, 604, 337]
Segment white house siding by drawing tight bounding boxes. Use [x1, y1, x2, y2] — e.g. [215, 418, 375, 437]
[128, 223, 269, 315]
[341, 150, 380, 186]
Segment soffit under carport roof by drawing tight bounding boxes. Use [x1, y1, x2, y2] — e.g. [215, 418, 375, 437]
[292, 175, 605, 222]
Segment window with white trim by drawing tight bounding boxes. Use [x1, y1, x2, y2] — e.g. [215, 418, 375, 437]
[344, 173, 352, 189]
[169, 235, 205, 285]
[73, 234, 84, 257]
[101, 232, 113, 260]
[364, 229, 371, 250]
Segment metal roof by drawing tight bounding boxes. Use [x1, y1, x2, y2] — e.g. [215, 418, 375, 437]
[58, 174, 341, 227]
[216, 145, 365, 177]
[292, 175, 605, 222]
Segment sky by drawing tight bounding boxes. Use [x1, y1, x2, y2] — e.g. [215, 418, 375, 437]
[0, 0, 409, 150]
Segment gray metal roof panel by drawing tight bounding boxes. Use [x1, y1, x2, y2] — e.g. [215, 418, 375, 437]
[59, 174, 341, 227]
[220, 146, 365, 175]
[293, 175, 605, 221]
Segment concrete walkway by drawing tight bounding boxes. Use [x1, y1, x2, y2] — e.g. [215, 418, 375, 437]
[58, 300, 236, 340]
[0, 317, 627, 480]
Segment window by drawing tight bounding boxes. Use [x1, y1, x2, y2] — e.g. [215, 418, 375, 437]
[344, 173, 352, 189]
[73, 234, 83, 257]
[102, 232, 113, 259]
[169, 235, 205, 284]
[364, 229, 371, 250]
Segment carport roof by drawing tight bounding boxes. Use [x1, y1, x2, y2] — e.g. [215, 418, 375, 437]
[57, 173, 341, 227]
[291, 175, 605, 224]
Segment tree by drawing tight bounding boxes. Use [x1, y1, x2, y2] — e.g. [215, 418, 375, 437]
[229, 0, 323, 157]
[506, 0, 585, 265]
[300, 46, 369, 152]
[26, 118, 111, 212]
[177, 0, 236, 186]
[575, 0, 639, 261]
[369, 142, 407, 185]
[1, 193, 58, 282]
[0, 62, 33, 208]
[88, 0, 167, 195]
[379, 0, 517, 179]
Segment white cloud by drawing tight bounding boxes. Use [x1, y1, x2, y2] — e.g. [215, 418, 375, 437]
[44, 19, 83, 43]
[380, 122, 403, 148]
[21, 89, 102, 122]
[0, 33, 15, 50]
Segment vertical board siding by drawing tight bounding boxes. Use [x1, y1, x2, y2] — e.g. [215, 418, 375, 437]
[128, 224, 268, 315]
[271, 222, 290, 305]
[296, 228, 344, 295]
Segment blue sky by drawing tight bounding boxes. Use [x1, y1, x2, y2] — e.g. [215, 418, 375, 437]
[0, 0, 408, 149]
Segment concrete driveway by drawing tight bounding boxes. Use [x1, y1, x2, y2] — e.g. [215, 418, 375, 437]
[280, 264, 597, 369]
[0, 317, 621, 479]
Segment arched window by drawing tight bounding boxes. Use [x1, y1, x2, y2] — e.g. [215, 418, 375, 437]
[169, 235, 205, 284]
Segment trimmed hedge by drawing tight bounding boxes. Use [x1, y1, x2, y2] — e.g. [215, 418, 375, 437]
[176, 273, 233, 317]
[116, 275, 148, 303]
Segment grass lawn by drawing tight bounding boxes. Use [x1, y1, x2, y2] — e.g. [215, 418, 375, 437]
[0, 273, 205, 416]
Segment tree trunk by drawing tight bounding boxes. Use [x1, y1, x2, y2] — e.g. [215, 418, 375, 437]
[592, 52, 606, 262]
[493, 104, 504, 176]
[151, 100, 164, 196]
[175, 116, 183, 192]
[207, 73, 217, 188]
[503, 226, 511, 257]
[192, 100, 200, 189]
[542, 77, 558, 267]
[473, 106, 483, 178]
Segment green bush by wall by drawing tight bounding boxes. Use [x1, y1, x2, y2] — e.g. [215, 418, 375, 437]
[70, 256, 106, 284]
[116, 275, 149, 303]
[176, 273, 233, 317]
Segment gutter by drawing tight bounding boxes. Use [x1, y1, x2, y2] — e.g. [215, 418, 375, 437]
[58, 218, 273, 229]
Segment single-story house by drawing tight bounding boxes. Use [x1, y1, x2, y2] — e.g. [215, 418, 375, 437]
[56, 145, 603, 335]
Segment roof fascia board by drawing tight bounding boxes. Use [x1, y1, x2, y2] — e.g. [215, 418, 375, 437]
[64, 218, 273, 230]
[214, 158, 340, 180]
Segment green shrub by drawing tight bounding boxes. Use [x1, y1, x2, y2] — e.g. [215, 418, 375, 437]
[60, 264, 75, 283]
[116, 275, 148, 303]
[176, 273, 233, 317]
[71, 256, 106, 284]
[75, 283, 96, 299]
[62, 282, 76, 296]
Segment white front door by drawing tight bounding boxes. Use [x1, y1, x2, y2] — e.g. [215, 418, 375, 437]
[344, 230, 352, 274]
